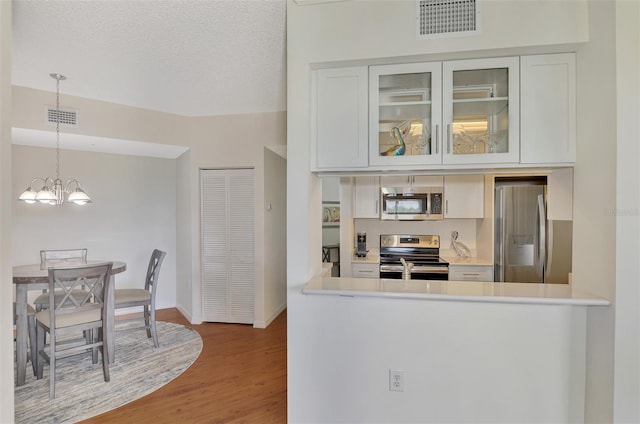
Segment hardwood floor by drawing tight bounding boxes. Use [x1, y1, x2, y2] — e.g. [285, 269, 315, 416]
[80, 308, 287, 423]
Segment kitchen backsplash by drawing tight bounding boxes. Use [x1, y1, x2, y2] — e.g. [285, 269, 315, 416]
[353, 218, 477, 253]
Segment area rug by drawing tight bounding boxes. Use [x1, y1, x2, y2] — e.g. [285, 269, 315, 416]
[15, 321, 203, 423]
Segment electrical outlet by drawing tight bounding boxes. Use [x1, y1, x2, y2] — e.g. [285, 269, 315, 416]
[389, 369, 404, 392]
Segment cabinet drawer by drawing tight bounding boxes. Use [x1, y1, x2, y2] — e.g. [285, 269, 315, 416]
[449, 265, 493, 281]
[351, 263, 380, 278]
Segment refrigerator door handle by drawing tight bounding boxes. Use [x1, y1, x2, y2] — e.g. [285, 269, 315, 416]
[495, 187, 505, 282]
[537, 194, 546, 280]
[546, 221, 554, 279]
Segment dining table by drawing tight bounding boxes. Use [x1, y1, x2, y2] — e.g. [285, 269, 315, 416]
[13, 260, 127, 386]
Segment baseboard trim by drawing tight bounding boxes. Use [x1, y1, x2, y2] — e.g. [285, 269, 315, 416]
[254, 303, 287, 329]
[176, 304, 195, 324]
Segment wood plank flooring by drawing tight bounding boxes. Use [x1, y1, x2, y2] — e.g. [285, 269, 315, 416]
[80, 308, 287, 423]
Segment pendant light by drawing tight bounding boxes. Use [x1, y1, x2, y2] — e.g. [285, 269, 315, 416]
[18, 74, 91, 206]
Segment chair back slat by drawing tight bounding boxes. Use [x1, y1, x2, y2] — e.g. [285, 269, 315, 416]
[40, 248, 88, 270]
[145, 249, 167, 292]
[48, 263, 113, 321]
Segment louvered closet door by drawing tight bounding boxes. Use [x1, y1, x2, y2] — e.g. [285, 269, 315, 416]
[201, 169, 255, 324]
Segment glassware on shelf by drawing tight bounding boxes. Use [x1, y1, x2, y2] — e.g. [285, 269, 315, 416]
[380, 126, 406, 156]
[380, 120, 431, 157]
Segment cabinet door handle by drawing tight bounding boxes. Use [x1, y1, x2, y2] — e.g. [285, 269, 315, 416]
[447, 124, 452, 154]
[446, 199, 449, 214]
[435, 124, 439, 154]
[375, 199, 379, 215]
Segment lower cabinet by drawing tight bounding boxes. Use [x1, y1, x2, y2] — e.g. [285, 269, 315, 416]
[449, 265, 493, 282]
[351, 263, 380, 278]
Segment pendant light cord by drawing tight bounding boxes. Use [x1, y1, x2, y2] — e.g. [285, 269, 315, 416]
[55, 75, 61, 181]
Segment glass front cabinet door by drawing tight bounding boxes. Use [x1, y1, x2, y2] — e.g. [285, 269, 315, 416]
[369, 62, 442, 167]
[442, 57, 520, 164]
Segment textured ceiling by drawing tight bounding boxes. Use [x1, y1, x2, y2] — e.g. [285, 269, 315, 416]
[11, 0, 287, 118]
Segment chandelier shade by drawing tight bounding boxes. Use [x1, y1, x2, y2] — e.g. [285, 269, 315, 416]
[18, 74, 91, 206]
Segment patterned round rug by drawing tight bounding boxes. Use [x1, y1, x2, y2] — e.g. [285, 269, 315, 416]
[15, 321, 202, 423]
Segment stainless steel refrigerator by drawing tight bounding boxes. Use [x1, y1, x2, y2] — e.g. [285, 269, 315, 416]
[494, 177, 572, 283]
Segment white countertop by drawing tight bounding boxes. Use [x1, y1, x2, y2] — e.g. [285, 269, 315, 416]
[351, 253, 380, 264]
[442, 256, 493, 266]
[302, 276, 610, 306]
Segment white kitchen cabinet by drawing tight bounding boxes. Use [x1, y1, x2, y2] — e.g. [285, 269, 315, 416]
[351, 262, 380, 278]
[353, 176, 380, 218]
[444, 175, 484, 218]
[312, 66, 368, 170]
[369, 62, 443, 167]
[449, 265, 493, 281]
[379, 175, 443, 187]
[520, 53, 576, 164]
[443, 57, 520, 165]
[547, 168, 573, 220]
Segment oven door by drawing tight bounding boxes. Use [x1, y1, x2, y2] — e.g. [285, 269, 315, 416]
[380, 264, 449, 280]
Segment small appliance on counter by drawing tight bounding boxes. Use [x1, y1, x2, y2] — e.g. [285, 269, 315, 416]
[356, 232, 368, 258]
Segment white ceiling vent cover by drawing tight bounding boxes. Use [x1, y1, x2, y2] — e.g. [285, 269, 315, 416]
[46, 106, 78, 127]
[416, 0, 481, 40]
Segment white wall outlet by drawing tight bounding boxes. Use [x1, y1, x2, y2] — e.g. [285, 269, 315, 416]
[389, 369, 404, 392]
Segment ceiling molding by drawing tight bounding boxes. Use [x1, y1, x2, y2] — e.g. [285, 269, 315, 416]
[12, 128, 189, 159]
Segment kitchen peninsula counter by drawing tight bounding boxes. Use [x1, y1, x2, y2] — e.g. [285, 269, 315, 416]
[302, 276, 609, 307]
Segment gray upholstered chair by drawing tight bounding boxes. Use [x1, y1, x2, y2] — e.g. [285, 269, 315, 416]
[35, 262, 113, 399]
[13, 302, 37, 377]
[34, 248, 89, 312]
[114, 249, 166, 348]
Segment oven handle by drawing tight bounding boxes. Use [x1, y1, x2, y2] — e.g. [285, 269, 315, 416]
[380, 265, 449, 274]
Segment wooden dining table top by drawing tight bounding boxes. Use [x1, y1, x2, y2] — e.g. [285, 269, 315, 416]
[13, 261, 127, 284]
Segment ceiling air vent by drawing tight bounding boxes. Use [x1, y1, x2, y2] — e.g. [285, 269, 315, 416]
[415, 0, 481, 40]
[46, 106, 78, 127]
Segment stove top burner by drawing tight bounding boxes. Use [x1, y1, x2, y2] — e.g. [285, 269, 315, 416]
[379, 234, 449, 266]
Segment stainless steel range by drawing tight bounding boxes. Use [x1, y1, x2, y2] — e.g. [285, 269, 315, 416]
[379, 234, 449, 280]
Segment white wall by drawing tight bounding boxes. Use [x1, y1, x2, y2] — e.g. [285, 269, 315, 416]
[183, 111, 287, 325]
[294, 294, 588, 423]
[261, 147, 287, 327]
[11, 146, 178, 310]
[175, 149, 193, 320]
[571, 2, 618, 421]
[613, 1, 640, 422]
[286, 0, 619, 422]
[0, 1, 14, 421]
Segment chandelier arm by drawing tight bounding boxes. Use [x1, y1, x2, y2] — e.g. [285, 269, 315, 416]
[64, 178, 83, 192]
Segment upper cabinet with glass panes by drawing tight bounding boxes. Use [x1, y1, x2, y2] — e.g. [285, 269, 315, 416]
[369, 57, 519, 168]
[369, 62, 442, 167]
[311, 54, 573, 172]
[442, 57, 520, 164]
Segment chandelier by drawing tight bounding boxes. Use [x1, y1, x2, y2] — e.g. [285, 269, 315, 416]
[18, 74, 91, 206]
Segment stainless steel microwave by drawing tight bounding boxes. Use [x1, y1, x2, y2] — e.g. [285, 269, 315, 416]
[380, 186, 444, 220]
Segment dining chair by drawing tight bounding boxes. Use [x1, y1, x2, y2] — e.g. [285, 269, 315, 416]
[35, 262, 113, 399]
[114, 249, 166, 348]
[13, 302, 37, 377]
[34, 248, 89, 312]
